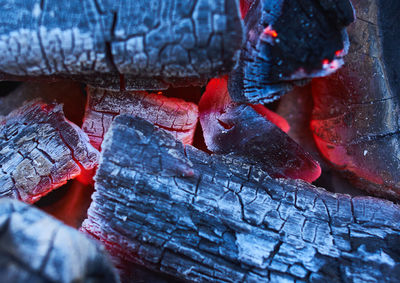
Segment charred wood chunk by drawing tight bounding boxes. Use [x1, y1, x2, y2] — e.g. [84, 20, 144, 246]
[82, 85, 198, 150]
[0, 101, 99, 203]
[199, 77, 320, 182]
[0, 0, 242, 90]
[82, 115, 400, 283]
[311, 0, 400, 201]
[228, 0, 354, 103]
[0, 198, 118, 283]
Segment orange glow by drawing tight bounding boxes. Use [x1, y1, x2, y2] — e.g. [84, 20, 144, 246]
[263, 26, 278, 38]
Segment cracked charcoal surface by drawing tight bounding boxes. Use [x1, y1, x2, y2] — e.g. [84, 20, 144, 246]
[0, 101, 99, 203]
[199, 78, 320, 183]
[311, 0, 400, 201]
[228, 0, 354, 104]
[0, 198, 118, 283]
[0, 0, 243, 90]
[82, 115, 400, 283]
[82, 85, 198, 150]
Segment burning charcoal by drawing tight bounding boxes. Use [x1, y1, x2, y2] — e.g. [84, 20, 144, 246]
[82, 85, 198, 150]
[82, 115, 400, 282]
[229, 0, 354, 104]
[0, 198, 118, 283]
[0, 101, 99, 203]
[199, 78, 320, 182]
[0, 0, 242, 90]
[311, 0, 400, 201]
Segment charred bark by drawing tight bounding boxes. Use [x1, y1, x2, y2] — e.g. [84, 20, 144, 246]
[0, 198, 118, 283]
[0, 0, 243, 90]
[82, 115, 400, 283]
[311, 0, 400, 201]
[228, 0, 354, 104]
[82, 85, 198, 150]
[0, 101, 99, 203]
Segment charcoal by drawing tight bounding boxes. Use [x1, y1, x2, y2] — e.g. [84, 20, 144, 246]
[0, 0, 242, 90]
[0, 198, 118, 283]
[199, 78, 320, 182]
[0, 101, 99, 203]
[82, 85, 198, 150]
[228, 0, 354, 104]
[311, 0, 400, 201]
[82, 115, 400, 282]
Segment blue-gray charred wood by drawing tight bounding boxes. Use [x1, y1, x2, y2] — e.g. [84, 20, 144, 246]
[0, 0, 243, 90]
[0, 101, 99, 203]
[228, 0, 354, 103]
[0, 198, 118, 283]
[311, 0, 400, 201]
[82, 115, 400, 283]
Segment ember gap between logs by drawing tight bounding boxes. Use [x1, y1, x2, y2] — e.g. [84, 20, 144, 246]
[0, 0, 399, 282]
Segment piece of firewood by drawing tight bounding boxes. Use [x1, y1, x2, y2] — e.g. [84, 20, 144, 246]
[82, 85, 198, 150]
[0, 0, 242, 90]
[228, 0, 354, 103]
[82, 115, 400, 283]
[311, 0, 400, 202]
[0, 101, 99, 203]
[199, 77, 321, 182]
[0, 198, 118, 283]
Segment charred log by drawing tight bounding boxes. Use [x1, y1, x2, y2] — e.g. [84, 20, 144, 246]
[311, 0, 400, 201]
[82, 85, 198, 150]
[82, 115, 400, 283]
[0, 101, 99, 203]
[0, 198, 118, 282]
[228, 0, 354, 104]
[199, 77, 320, 182]
[0, 0, 243, 90]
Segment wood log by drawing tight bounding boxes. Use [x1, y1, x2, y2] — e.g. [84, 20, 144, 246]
[0, 101, 99, 203]
[0, 198, 118, 282]
[0, 0, 243, 90]
[82, 115, 400, 282]
[82, 85, 198, 150]
[228, 0, 354, 104]
[198, 77, 320, 183]
[311, 0, 400, 201]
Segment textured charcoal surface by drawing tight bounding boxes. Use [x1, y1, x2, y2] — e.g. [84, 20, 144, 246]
[82, 115, 400, 282]
[0, 101, 99, 203]
[311, 0, 400, 201]
[228, 0, 354, 104]
[82, 85, 198, 150]
[0, 198, 118, 283]
[199, 78, 320, 183]
[0, 0, 243, 90]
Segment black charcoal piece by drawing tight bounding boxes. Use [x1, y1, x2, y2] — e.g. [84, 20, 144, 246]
[311, 0, 400, 201]
[229, 0, 354, 103]
[0, 0, 243, 90]
[0, 198, 118, 283]
[82, 115, 400, 283]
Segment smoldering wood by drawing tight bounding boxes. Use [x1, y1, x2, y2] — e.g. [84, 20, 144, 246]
[0, 101, 99, 203]
[82, 85, 198, 150]
[0, 0, 243, 90]
[228, 0, 354, 104]
[198, 78, 321, 183]
[82, 115, 400, 283]
[311, 0, 400, 202]
[0, 198, 118, 283]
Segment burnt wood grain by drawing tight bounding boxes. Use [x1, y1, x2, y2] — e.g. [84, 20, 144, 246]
[0, 0, 243, 90]
[82, 115, 400, 282]
[0, 101, 99, 203]
[0, 198, 118, 283]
